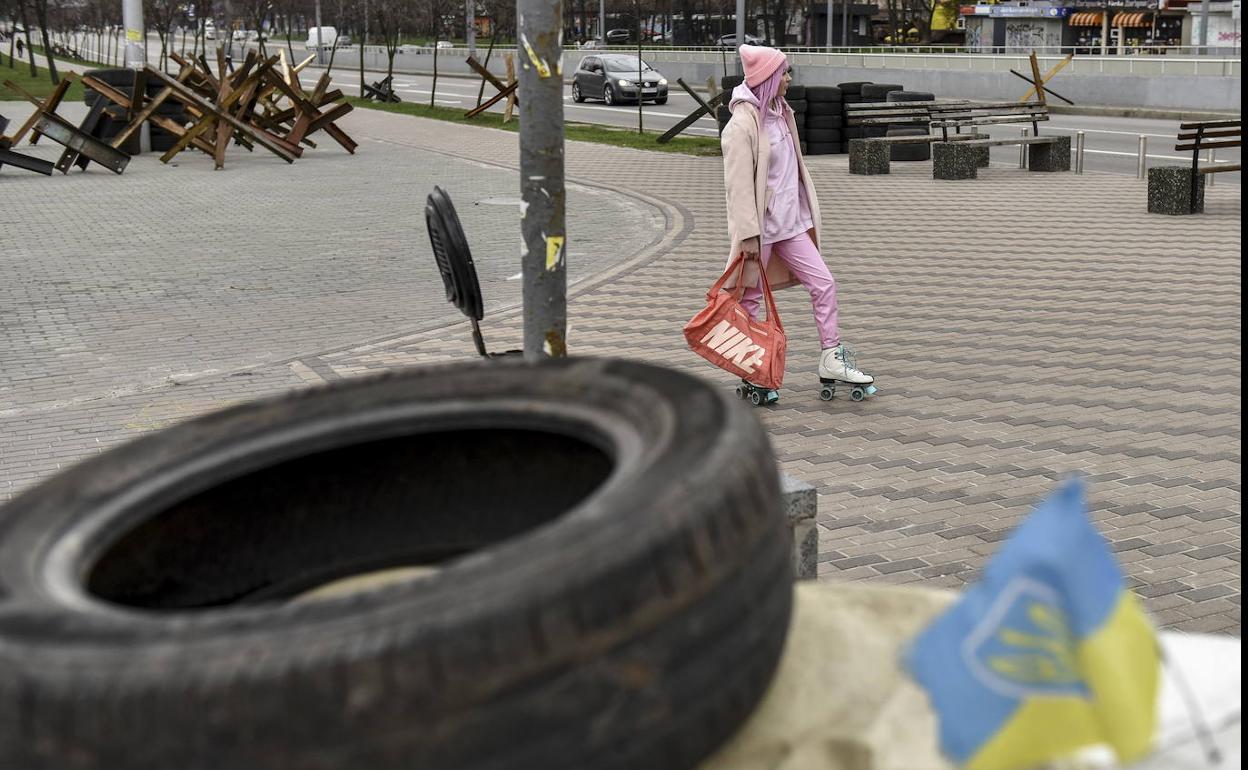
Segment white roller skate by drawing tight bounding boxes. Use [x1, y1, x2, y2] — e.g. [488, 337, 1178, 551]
[736, 380, 780, 407]
[818, 344, 877, 402]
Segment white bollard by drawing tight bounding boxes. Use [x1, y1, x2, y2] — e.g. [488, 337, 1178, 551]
[1137, 135, 1147, 179]
[1075, 130, 1085, 174]
[1207, 149, 1216, 187]
[1019, 128, 1028, 168]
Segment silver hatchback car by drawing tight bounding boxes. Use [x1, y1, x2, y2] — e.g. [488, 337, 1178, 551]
[571, 55, 669, 105]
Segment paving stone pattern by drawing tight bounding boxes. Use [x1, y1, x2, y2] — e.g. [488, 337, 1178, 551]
[0, 107, 1240, 634]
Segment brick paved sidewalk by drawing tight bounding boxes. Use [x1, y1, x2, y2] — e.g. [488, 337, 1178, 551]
[1, 107, 1240, 634]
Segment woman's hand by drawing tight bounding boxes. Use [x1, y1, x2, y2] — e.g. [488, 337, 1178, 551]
[741, 237, 761, 261]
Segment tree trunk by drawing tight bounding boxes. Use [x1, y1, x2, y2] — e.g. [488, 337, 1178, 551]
[430, 33, 438, 107]
[18, 2, 37, 77]
[358, 30, 365, 97]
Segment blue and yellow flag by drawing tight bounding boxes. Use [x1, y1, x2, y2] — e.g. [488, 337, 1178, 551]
[904, 479, 1160, 770]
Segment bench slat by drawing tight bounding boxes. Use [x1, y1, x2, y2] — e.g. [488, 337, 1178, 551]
[1175, 139, 1241, 152]
[933, 115, 1049, 128]
[1179, 119, 1241, 130]
[938, 136, 1060, 147]
[1176, 129, 1241, 140]
[1197, 163, 1241, 174]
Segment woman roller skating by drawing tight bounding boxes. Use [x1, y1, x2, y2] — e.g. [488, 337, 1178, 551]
[720, 45, 875, 404]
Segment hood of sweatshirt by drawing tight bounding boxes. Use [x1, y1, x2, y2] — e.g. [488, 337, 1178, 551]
[728, 82, 760, 114]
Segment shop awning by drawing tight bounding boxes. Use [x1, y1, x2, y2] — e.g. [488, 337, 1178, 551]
[1113, 11, 1151, 26]
[1069, 11, 1105, 26]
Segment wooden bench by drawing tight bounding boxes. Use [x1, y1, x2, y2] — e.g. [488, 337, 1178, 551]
[844, 99, 986, 175]
[1147, 119, 1241, 215]
[927, 100, 1068, 180]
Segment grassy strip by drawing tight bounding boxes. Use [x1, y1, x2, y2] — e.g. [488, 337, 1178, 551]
[27, 43, 109, 70]
[1, 58, 85, 101]
[348, 96, 722, 157]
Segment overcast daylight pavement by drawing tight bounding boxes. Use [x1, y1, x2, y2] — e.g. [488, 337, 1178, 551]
[0, 97, 1240, 634]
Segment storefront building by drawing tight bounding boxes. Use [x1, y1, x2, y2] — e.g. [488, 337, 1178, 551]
[961, 0, 1202, 53]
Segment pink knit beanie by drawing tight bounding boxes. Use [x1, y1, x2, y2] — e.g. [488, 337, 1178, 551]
[739, 45, 787, 88]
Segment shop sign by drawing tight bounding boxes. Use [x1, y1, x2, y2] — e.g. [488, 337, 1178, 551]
[1066, 0, 1157, 7]
[967, 4, 1071, 15]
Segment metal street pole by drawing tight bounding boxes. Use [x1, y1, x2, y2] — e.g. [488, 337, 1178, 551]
[735, 0, 745, 70]
[825, 0, 831, 47]
[518, 0, 567, 359]
[314, 0, 324, 66]
[1198, 0, 1210, 52]
[467, 0, 476, 56]
[842, 0, 849, 45]
[600, 0, 606, 42]
[122, 0, 149, 151]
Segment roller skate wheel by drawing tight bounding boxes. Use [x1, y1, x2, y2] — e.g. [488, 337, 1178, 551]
[865, 385, 877, 396]
[819, 386, 834, 401]
[735, 385, 747, 399]
[764, 390, 779, 405]
[749, 390, 763, 406]
[850, 387, 866, 402]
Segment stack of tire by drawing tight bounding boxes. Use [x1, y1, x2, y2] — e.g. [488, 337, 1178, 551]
[837, 81, 873, 147]
[803, 86, 842, 155]
[786, 84, 807, 155]
[83, 69, 189, 154]
[884, 90, 936, 162]
[716, 74, 743, 134]
[858, 83, 904, 139]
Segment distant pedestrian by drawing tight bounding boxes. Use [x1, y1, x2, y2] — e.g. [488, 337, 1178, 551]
[16, 37, 24, 57]
[719, 44, 874, 403]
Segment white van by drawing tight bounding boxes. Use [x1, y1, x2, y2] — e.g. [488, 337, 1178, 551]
[305, 26, 347, 50]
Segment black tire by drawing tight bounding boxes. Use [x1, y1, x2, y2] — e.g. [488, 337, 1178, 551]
[84, 68, 138, 88]
[886, 90, 935, 103]
[806, 101, 843, 117]
[806, 114, 843, 129]
[843, 126, 867, 139]
[603, 84, 617, 105]
[572, 81, 585, 102]
[786, 98, 807, 114]
[799, 141, 808, 155]
[150, 130, 179, 153]
[807, 141, 842, 155]
[861, 83, 904, 100]
[887, 126, 931, 161]
[866, 125, 889, 137]
[785, 84, 806, 100]
[720, 74, 744, 90]
[654, 96, 667, 105]
[842, 94, 864, 104]
[807, 128, 842, 143]
[836, 81, 872, 94]
[0, 358, 793, 770]
[805, 85, 842, 103]
[717, 105, 732, 123]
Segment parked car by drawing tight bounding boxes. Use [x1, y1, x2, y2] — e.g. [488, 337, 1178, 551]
[715, 33, 764, 46]
[578, 37, 605, 49]
[605, 28, 631, 44]
[203, 20, 216, 40]
[571, 54, 668, 106]
[436, 40, 454, 49]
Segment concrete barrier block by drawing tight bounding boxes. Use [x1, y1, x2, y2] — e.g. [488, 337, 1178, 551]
[933, 141, 979, 180]
[1028, 135, 1071, 172]
[781, 474, 818, 580]
[1148, 165, 1205, 215]
[848, 139, 890, 175]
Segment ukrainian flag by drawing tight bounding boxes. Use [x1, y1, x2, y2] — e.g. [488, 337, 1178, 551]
[904, 479, 1160, 770]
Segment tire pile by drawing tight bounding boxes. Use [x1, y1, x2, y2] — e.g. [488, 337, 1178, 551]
[803, 86, 842, 155]
[838, 81, 873, 148]
[787, 83, 807, 154]
[83, 69, 188, 154]
[716, 74, 742, 134]
[884, 89, 936, 162]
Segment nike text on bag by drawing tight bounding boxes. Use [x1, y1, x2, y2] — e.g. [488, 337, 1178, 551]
[684, 254, 786, 390]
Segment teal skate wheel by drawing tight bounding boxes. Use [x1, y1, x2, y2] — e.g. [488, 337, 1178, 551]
[764, 390, 779, 405]
[865, 385, 877, 396]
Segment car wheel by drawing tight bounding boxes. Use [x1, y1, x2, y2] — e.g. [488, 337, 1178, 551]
[603, 85, 616, 105]
[571, 81, 584, 102]
[654, 96, 667, 105]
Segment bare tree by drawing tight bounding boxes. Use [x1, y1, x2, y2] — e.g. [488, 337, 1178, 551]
[372, 0, 408, 81]
[144, 0, 182, 69]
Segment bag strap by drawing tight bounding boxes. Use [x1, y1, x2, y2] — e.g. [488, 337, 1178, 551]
[756, 255, 785, 334]
[707, 252, 748, 301]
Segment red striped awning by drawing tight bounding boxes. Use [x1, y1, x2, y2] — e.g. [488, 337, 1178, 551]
[1069, 12, 1105, 26]
[1113, 11, 1151, 26]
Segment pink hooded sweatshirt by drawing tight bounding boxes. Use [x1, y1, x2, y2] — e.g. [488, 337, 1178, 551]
[729, 81, 813, 245]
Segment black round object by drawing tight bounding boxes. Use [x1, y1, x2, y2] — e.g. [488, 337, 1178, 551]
[841, 94, 864, 104]
[861, 83, 904, 100]
[886, 90, 935, 103]
[843, 126, 867, 139]
[800, 141, 809, 155]
[786, 98, 807, 114]
[721, 74, 744, 90]
[866, 125, 889, 137]
[0, 357, 793, 770]
[425, 185, 484, 323]
[717, 104, 732, 123]
[786, 84, 806, 100]
[84, 68, 138, 88]
[805, 86, 843, 102]
[836, 81, 872, 94]
[806, 101, 844, 117]
[806, 115, 843, 130]
[807, 128, 842, 143]
[807, 141, 843, 154]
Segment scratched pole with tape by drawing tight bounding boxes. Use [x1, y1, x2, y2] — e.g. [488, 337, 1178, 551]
[518, 0, 567, 359]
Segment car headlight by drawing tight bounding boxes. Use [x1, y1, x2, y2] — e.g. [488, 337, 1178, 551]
[659, 78, 667, 85]
[618, 79, 629, 87]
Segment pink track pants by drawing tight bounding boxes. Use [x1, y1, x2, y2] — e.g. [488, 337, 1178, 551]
[740, 232, 840, 349]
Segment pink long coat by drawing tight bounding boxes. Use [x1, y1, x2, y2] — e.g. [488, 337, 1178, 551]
[720, 100, 823, 292]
